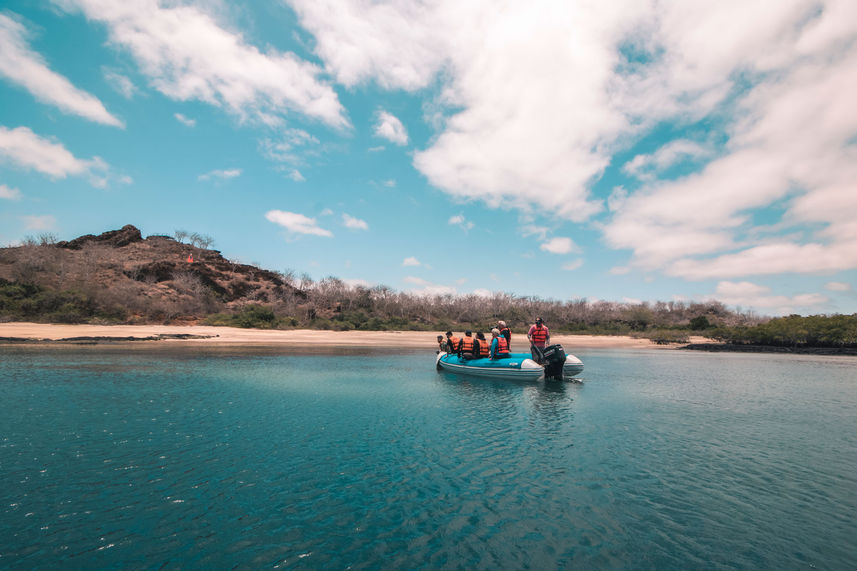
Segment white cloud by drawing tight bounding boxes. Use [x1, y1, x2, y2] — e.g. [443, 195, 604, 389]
[57, 0, 348, 128]
[21, 214, 56, 230]
[368, 145, 385, 152]
[291, 0, 857, 286]
[402, 256, 421, 267]
[287, 169, 305, 182]
[448, 214, 473, 231]
[319, 208, 334, 216]
[198, 168, 241, 181]
[0, 14, 122, 127]
[342, 213, 368, 230]
[712, 281, 829, 315]
[540, 237, 578, 255]
[265, 210, 332, 237]
[174, 113, 196, 127]
[343, 278, 373, 288]
[0, 184, 22, 200]
[0, 126, 110, 184]
[562, 259, 583, 271]
[623, 140, 712, 180]
[403, 275, 457, 296]
[601, 4, 857, 280]
[103, 68, 137, 99]
[825, 281, 852, 292]
[374, 110, 408, 145]
[260, 129, 319, 166]
[471, 288, 493, 297]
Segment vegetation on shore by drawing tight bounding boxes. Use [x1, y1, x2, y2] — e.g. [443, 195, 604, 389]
[2, 225, 855, 349]
[707, 314, 857, 349]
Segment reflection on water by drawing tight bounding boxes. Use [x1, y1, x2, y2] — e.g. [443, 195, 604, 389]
[1, 346, 856, 569]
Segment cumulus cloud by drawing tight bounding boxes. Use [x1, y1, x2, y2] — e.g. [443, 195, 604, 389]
[402, 256, 421, 267]
[260, 129, 319, 166]
[0, 13, 122, 126]
[711, 281, 828, 315]
[265, 210, 332, 237]
[56, 0, 348, 128]
[102, 68, 136, 98]
[562, 259, 584, 271]
[623, 140, 712, 180]
[601, 3, 857, 280]
[403, 275, 456, 296]
[342, 213, 368, 230]
[374, 110, 408, 145]
[825, 281, 852, 292]
[0, 184, 22, 200]
[291, 0, 857, 286]
[198, 168, 241, 181]
[540, 237, 578, 255]
[343, 278, 373, 288]
[21, 214, 56, 230]
[448, 214, 473, 231]
[174, 113, 196, 127]
[0, 125, 111, 184]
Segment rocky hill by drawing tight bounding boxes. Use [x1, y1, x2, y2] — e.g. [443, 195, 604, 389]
[0, 225, 305, 324]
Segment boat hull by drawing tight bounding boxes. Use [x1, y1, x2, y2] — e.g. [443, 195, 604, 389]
[436, 352, 584, 380]
[436, 353, 544, 380]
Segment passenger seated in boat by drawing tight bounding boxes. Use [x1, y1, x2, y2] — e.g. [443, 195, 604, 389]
[497, 320, 512, 351]
[475, 332, 492, 359]
[446, 331, 460, 353]
[437, 335, 449, 353]
[459, 330, 476, 359]
[490, 328, 511, 359]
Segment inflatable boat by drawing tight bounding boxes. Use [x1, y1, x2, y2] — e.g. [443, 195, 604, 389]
[436, 344, 583, 381]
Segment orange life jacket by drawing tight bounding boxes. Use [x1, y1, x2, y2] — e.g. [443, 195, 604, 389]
[476, 338, 491, 357]
[500, 327, 511, 349]
[448, 336, 460, 351]
[530, 325, 548, 346]
[495, 336, 510, 355]
[460, 336, 474, 353]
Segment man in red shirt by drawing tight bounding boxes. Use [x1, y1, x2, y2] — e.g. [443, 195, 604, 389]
[527, 317, 550, 349]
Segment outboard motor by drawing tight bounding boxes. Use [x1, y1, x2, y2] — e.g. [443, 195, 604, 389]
[540, 344, 567, 381]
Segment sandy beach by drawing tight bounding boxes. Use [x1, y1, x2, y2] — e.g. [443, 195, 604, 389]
[0, 322, 713, 349]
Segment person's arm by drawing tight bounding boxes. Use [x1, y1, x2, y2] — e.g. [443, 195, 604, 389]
[490, 338, 497, 359]
[527, 325, 534, 344]
[545, 327, 550, 345]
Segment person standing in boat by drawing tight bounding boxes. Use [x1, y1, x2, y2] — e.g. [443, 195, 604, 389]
[497, 320, 512, 350]
[490, 328, 511, 359]
[475, 332, 492, 359]
[527, 317, 550, 360]
[459, 330, 476, 358]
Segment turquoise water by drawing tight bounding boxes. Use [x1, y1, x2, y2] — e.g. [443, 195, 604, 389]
[1, 347, 856, 569]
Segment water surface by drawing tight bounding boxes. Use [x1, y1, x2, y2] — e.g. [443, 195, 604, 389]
[1, 346, 855, 569]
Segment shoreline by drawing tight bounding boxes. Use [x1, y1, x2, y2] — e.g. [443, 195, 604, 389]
[0, 322, 709, 349]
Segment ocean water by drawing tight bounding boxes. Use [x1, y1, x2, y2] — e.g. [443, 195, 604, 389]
[1, 346, 856, 569]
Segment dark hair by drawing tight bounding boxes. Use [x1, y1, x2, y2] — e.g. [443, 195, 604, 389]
[446, 331, 453, 336]
[465, 330, 472, 335]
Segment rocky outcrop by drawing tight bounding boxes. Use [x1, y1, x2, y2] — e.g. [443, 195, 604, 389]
[58, 224, 143, 250]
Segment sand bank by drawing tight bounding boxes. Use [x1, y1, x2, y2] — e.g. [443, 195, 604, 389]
[0, 322, 714, 349]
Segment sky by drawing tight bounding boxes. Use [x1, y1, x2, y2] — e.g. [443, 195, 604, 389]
[1, 0, 856, 316]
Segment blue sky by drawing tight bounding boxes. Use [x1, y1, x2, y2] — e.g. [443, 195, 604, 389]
[1, 0, 856, 315]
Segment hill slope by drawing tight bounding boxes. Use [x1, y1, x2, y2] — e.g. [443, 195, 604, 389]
[0, 225, 304, 324]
